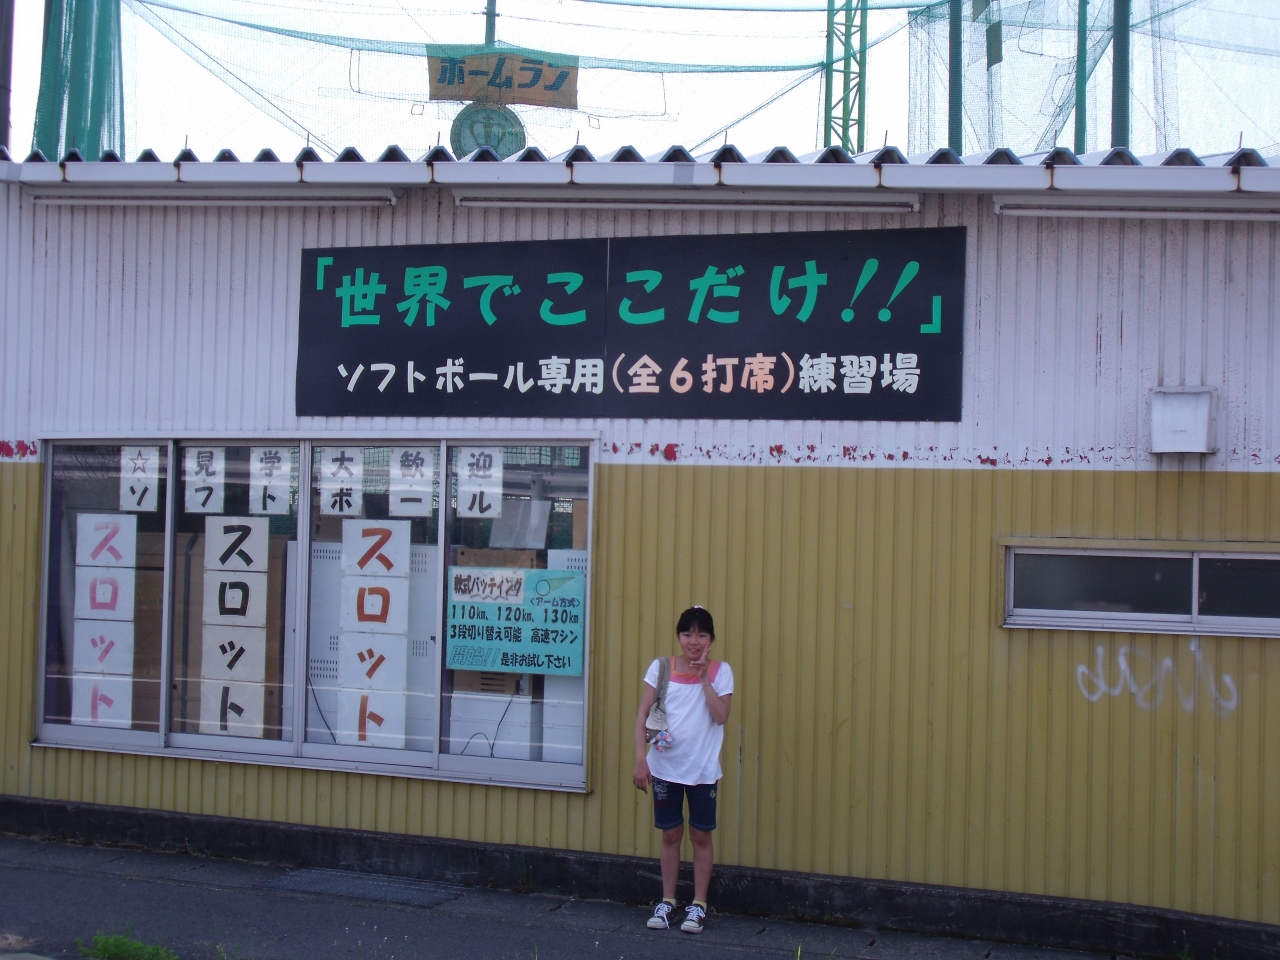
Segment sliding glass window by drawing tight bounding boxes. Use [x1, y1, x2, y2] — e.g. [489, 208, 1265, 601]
[440, 445, 589, 775]
[305, 445, 441, 757]
[39, 437, 590, 788]
[42, 444, 168, 739]
[169, 445, 299, 744]
[1006, 548, 1280, 637]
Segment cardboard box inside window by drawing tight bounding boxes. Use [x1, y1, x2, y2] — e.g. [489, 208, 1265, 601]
[455, 548, 539, 568]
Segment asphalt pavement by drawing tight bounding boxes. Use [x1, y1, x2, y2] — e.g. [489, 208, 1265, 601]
[0, 834, 1127, 960]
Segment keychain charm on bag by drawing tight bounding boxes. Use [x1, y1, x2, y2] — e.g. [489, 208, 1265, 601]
[645, 657, 674, 752]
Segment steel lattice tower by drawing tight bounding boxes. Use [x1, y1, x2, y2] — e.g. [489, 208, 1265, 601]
[823, 0, 868, 153]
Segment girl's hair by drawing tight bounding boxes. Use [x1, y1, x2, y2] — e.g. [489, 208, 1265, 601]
[676, 606, 715, 638]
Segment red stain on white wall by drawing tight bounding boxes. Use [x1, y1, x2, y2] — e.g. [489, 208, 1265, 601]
[0, 440, 38, 460]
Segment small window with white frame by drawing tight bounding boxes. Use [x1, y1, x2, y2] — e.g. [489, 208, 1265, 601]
[1005, 547, 1280, 637]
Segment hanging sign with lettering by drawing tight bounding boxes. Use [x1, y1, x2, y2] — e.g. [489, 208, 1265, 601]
[428, 48, 579, 110]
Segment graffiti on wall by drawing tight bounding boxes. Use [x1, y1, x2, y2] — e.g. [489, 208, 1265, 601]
[1076, 638, 1238, 713]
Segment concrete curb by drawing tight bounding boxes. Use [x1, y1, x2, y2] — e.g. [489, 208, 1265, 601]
[2, 794, 1276, 959]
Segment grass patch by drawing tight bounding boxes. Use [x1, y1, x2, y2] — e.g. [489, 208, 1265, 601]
[76, 932, 180, 960]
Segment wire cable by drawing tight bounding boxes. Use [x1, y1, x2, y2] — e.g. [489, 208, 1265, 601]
[569, 0, 928, 11]
[307, 674, 336, 741]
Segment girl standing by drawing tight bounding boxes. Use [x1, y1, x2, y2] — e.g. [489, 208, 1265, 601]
[632, 606, 734, 934]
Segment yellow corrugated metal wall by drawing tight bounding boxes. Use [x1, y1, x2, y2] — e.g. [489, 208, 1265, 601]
[3, 460, 1278, 924]
[1, 463, 42, 802]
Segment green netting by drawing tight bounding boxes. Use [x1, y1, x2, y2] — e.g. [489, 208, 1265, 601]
[908, 0, 1280, 157]
[132, 0, 838, 71]
[567, 0, 921, 10]
[139, 18, 823, 74]
[33, 0, 126, 160]
[31, 0, 1280, 164]
[117, 0, 862, 157]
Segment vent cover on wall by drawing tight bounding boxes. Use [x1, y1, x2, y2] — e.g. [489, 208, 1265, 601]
[1150, 387, 1217, 454]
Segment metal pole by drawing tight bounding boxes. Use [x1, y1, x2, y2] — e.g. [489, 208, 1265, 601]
[1074, 0, 1088, 154]
[484, 0, 497, 47]
[856, 0, 868, 154]
[840, 0, 853, 149]
[0, 0, 13, 150]
[1111, 0, 1130, 148]
[948, 0, 962, 153]
[823, 0, 835, 148]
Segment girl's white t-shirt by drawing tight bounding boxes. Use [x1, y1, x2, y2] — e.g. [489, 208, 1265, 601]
[644, 657, 734, 785]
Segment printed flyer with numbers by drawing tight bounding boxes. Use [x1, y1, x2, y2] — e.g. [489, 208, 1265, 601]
[446, 566, 585, 676]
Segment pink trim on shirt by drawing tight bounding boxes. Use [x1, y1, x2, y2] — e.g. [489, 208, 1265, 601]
[669, 658, 721, 685]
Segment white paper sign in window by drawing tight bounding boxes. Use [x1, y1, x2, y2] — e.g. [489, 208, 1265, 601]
[318, 447, 364, 516]
[329, 518, 413, 748]
[76, 514, 137, 568]
[201, 625, 267, 684]
[118, 446, 161, 512]
[457, 446, 503, 518]
[206, 516, 270, 573]
[198, 680, 266, 737]
[198, 515, 270, 737]
[71, 510, 138, 727]
[339, 576, 409, 635]
[335, 688, 407, 749]
[341, 519, 411, 578]
[184, 447, 226, 514]
[338, 634, 409, 691]
[249, 446, 293, 515]
[74, 567, 136, 621]
[72, 620, 135, 676]
[389, 447, 434, 517]
[71, 675, 133, 728]
[202, 571, 269, 628]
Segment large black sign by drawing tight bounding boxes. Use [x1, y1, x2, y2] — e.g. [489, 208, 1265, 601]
[296, 227, 965, 420]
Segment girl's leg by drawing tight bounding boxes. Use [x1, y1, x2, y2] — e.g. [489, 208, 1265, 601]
[660, 825, 684, 901]
[689, 826, 713, 903]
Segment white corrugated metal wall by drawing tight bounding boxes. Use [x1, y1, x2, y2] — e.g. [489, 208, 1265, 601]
[0, 186, 1276, 469]
[1, 177, 26, 443]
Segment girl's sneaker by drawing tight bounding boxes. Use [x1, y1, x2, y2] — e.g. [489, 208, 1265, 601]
[646, 901, 675, 929]
[680, 903, 706, 934]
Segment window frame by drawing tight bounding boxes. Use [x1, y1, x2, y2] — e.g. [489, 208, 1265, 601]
[166, 439, 306, 756]
[34, 434, 597, 793]
[434, 441, 595, 787]
[35, 439, 178, 752]
[1004, 543, 1280, 638]
[298, 440, 448, 773]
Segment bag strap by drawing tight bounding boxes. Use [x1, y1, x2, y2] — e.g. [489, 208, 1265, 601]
[655, 656, 670, 710]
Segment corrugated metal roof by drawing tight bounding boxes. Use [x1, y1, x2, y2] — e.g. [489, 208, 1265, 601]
[3, 143, 1280, 203]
